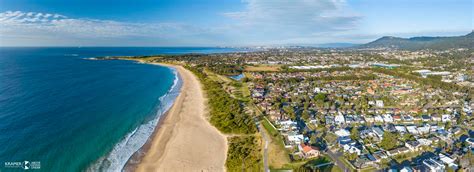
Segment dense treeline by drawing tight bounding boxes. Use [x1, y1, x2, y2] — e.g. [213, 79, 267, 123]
[208, 64, 243, 76]
[185, 66, 256, 134]
[226, 136, 262, 171]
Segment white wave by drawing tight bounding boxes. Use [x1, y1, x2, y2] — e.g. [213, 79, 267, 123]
[83, 57, 98, 60]
[87, 67, 182, 172]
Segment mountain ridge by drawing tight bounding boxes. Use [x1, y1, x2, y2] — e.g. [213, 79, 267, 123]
[359, 31, 473, 50]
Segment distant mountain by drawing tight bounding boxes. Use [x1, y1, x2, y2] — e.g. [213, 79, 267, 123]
[315, 43, 359, 48]
[359, 31, 473, 50]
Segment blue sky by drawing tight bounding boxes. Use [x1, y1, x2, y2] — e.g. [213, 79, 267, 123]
[0, 0, 472, 46]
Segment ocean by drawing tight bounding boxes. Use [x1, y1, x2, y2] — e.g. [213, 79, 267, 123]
[0, 47, 240, 171]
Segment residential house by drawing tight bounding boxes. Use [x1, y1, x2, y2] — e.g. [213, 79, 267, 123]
[383, 114, 393, 123]
[374, 115, 384, 123]
[439, 153, 458, 170]
[405, 140, 421, 151]
[441, 114, 451, 122]
[298, 143, 320, 158]
[353, 154, 377, 169]
[422, 115, 431, 122]
[335, 113, 345, 125]
[422, 158, 445, 172]
[343, 144, 362, 155]
[286, 132, 304, 145]
[376, 100, 384, 107]
[364, 115, 374, 123]
[432, 114, 442, 122]
[372, 127, 384, 138]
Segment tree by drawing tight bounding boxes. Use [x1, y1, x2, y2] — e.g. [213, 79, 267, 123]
[310, 134, 318, 145]
[344, 152, 358, 161]
[402, 133, 415, 141]
[350, 127, 359, 140]
[380, 131, 399, 150]
[301, 110, 310, 121]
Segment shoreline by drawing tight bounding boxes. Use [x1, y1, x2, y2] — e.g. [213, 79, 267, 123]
[124, 62, 228, 171]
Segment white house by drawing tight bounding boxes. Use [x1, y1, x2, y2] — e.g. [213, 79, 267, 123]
[406, 126, 419, 135]
[278, 120, 298, 131]
[335, 129, 351, 137]
[335, 113, 345, 125]
[417, 138, 433, 146]
[343, 144, 362, 155]
[417, 126, 430, 135]
[405, 141, 421, 151]
[364, 115, 374, 123]
[432, 115, 442, 122]
[423, 158, 445, 172]
[374, 115, 384, 122]
[383, 114, 393, 123]
[287, 133, 304, 144]
[372, 127, 384, 138]
[395, 125, 407, 133]
[441, 114, 451, 122]
[439, 153, 458, 169]
[376, 100, 384, 107]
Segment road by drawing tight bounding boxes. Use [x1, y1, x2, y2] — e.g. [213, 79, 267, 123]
[254, 118, 269, 172]
[326, 149, 351, 172]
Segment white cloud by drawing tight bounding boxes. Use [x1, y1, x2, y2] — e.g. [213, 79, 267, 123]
[0, 1, 363, 46]
[224, 0, 361, 35]
[0, 11, 215, 46]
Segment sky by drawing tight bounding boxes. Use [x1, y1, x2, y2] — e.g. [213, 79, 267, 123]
[0, 0, 472, 46]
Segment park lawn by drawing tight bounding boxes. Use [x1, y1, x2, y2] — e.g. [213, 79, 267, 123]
[245, 65, 281, 72]
[262, 117, 278, 136]
[260, 117, 291, 169]
[276, 155, 343, 172]
[241, 82, 251, 98]
[393, 150, 425, 163]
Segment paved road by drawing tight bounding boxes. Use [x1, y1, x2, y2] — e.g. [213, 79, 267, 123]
[255, 119, 269, 172]
[326, 150, 351, 172]
[261, 125, 269, 172]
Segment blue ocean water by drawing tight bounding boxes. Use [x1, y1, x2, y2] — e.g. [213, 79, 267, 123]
[0, 47, 239, 171]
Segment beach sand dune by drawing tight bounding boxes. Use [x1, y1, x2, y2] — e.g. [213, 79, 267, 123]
[135, 64, 227, 172]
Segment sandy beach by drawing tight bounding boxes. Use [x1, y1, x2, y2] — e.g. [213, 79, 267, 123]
[132, 64, 228, 172]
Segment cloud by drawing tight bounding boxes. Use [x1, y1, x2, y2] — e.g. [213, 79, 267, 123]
[0, 11, 215, 46]
[224, 0, 361, 38]
[0, 1, 363, 46]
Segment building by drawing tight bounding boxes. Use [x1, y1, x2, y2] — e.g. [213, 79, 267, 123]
[376, 100, 384, 107]
[405, 140, 421, 151]
[335, 113, 345, 125]
[298, 143, 320, 158]
[439, 153, 458, 170]
[286, 132, 304, 144]
[383, 114, 393, 123]
[372, 127, 384, 138]
[422, 158, 445, 172]
[371, 63, 401, 69]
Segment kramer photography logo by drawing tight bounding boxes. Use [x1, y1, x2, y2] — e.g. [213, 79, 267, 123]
[4, 161, 40, 170]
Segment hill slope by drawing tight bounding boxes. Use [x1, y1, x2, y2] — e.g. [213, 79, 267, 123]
[360, 31, 473, 50]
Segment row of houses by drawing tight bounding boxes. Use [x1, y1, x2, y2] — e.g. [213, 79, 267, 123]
[326, 113, 455, 126]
